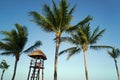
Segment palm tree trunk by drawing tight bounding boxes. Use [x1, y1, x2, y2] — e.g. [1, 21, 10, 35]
[114, 59, 120, 80]
[12, 58, 19, 80]
[42, 60, 44, 80]
[1, 70, 5, 80]
[83, 51, 89, 80]
[54, 31, 61, 80]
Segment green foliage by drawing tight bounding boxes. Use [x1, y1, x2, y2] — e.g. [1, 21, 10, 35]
[0, 60, 9, 70]
[59, 22, 111, 59]
[108, 47, 120, 59]
[30, 0, 79, 33]
[0, 23, 42, 80]
[0, 23, 41, 56]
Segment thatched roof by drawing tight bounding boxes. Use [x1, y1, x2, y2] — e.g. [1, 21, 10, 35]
[28, 49, 47, 60]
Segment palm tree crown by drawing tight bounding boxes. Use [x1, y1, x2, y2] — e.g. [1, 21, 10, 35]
[60, 23, 111, 59]
[0, 60, 9, 70]
[0, 60, 9, 80]
[107, 47, 120, 80]
[0, 23, 41, 80]
[59, 22, 112, 80]
[30, 0, 76, 33]
[0, 24, 28, 57]
[108, 47, 120, 59]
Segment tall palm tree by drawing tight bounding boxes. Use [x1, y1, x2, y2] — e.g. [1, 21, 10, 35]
[0, 23, 42, 80]
[29, 0, 92, 80]
[0, 60, 9, 80]
[107, 47, 120, 80]
[59, 23, 112, 80]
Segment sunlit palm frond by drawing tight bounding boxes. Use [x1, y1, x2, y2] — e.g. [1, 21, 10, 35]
[90, 27, 99, 43]
[77, 27, 88, 44]
[75, 16, 93, 27]
[30, 11, 54, 32]
[60, 35, 80, 45]
[60, 36, 73, 43]
[68, 4, 76, 15]
[44, 4, 57, 27]
[90, 27, 105, 44]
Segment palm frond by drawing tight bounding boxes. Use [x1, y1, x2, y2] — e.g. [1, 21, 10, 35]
[90, 28, 105, 44]
[65, 26, 77, 33]
[59, 47, 81, 56]
[77, 27, 88, 43]
[15, 23, 28, 36]
[67, 47, 81, 60]
[30, 11, 54, 32]
[23, 41, 42, 53]
[60, 36, 79, 45]
[43, 4, 56, 27]
[107, 48, 120, 59]
[60, 36, 73, 43]
[84, 23, 91, 40]
[0, 60, 9, 69]
[68, 4, 77, 15]
[0, 42, 13, 52]
[0, 64, 4, 69]
[59, 0, 70, 26]
[0, 51, 13, 56]
[0, 31, 11, 37]
[75, 16, 93, 27]
[90, 27, 99, 43]
[90, 45, 112, 50]
[15, 24, 28, 51]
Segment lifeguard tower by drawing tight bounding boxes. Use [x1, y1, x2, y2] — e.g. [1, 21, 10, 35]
[27, 49, 47, 80]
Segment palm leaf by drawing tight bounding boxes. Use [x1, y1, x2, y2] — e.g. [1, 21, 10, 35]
[75, 16, 93, 27]
[90, 27, 99, 43]
[0, 51, 14, 56]
[107, 48, 120, 59]
[23, 41, 42, 53]
[0, 60, 9, 70]
[90, 45, 112, 50]
[59, 47, 81, 55]
[67, 47, 81, 60]
[90, 28, 105, 44]
[30, 11, 54, 32]
[0, 42, 14, 52]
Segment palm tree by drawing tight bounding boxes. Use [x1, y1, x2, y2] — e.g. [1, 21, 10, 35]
[59, 23, 112, 80]
[107, 47, 120, 80]
[0, 60, 9, 80]
[29, 0, 92, 80]
[0, 23, 42, 80]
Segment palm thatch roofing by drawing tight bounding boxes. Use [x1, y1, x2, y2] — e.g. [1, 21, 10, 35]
[28, 49, 47, 60]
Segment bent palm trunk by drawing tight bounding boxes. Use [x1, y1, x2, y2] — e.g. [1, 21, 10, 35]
[1, 70, 5, 80]
[12, 58, 19, 80]
[114, 59, 120, 80]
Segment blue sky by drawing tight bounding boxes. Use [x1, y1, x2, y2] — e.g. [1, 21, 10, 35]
[0, 0, 120, 80]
